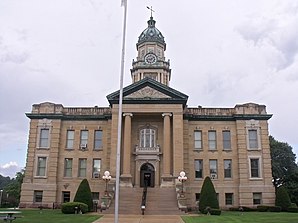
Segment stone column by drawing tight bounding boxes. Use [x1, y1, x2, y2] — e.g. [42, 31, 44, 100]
[161, 113, 173, 186]
[121, 113, 133, 187]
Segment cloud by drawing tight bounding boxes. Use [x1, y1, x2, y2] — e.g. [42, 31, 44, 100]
[235, 2, 298, 70]
[0, 162, 21, 178]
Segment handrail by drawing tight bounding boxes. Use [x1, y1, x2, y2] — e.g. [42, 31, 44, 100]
[141, 184, 148, 215]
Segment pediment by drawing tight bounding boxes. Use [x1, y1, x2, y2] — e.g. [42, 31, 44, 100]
[124, 86, 171, 99]
[106, 77, 188, 106]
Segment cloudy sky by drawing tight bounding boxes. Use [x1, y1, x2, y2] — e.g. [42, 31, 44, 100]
[0, 0, 298, 178]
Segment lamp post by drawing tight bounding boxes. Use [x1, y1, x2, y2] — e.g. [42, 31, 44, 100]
[178, 171, 187, 197]
[102, 171, 111, 197]
[0, 189, 3, 208]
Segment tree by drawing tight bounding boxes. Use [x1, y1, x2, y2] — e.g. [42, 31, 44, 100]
[199, 176, 219, 213]
[270, 136, 298, 205]
[270, 136, 297, 187]
[275, 186, 291, 211]
[73, 179, 93, 212]
[4, 169, 25, 206]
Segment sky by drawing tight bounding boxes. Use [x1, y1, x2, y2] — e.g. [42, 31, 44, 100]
[0, 0, 298, 178]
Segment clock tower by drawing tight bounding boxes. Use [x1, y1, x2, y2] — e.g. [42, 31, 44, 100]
[131, 16, 171, 86]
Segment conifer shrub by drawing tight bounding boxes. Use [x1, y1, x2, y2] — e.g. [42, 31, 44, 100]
[73, 179, 93, 212]
[275, 186, 291, 211]
[198, 176, 220, 214]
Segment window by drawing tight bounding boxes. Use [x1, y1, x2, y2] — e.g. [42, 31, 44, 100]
[209, 159, 218, 179]
[248, 129, 258, 149]
[92, 192, 100, 201]
[62, 191, 70, 203]
[39, 129, 49, 148]
[195, 193, 200, 202]
[34, 190, 43, 203]
[93, 159, 101, 178]
[223, 130, 231, 150]
[64, 158, 73, 177]
[66, 130, 74, 149]
[36, 157, 47, 176]
[195, 159, 203, 179]
[253, 193, 262, 205]
[94, 130, 103, 150]
[224, 159, 232, 178]
[78, 158, 87, 177]
[140, 128, 156, 148]
[250, 158, 260, 178]
[194, 130, 202, 150]
[208, 131, 217, 150]
[225, 193, 233, 205]
[80, 130, 88, 147]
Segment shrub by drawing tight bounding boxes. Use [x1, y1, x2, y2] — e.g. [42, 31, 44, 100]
[198, 176, 220, 214]
[257, 205, 269, 212]
[268, 206, 281, 212]
[209, 208, 221, 215]
[275, 186, 291, 211]
[61, 202, 88, 214]
[74, 179, 93, 212]
[241, 206, 257, 212]
[287, 207, 298, 213]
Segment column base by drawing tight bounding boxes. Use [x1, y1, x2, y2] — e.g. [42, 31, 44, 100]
[120, 174, 133, 187]
[161, 174, 174, 187]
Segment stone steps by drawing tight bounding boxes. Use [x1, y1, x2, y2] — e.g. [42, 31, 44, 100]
[103, 187, 184, 215]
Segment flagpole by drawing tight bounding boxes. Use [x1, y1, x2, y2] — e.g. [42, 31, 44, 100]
[115, 0, 128, 222]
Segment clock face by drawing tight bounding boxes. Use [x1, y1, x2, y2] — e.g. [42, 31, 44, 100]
[144, 53, 157, 64]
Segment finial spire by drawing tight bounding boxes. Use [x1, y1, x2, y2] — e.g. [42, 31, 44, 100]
[146, 6, 155, 18]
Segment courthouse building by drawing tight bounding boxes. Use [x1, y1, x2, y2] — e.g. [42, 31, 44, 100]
[20, 16, 275, 211]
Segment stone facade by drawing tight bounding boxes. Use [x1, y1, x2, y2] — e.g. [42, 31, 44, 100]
[20, 16, 275, 210]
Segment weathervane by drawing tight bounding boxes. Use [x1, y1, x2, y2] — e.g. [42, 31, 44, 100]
[146, 6, 155, 17]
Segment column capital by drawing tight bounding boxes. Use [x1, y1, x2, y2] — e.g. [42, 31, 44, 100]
[162, 113, 172, 117]
[123, 113, 133, 117]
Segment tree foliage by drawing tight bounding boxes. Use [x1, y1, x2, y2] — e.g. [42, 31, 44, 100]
[199, 176, 219, 213]
[73, 179, 93, 212]
[270, 136, 298, 205]
[0, 170, 24, 207]
[275, 186, 291, 211]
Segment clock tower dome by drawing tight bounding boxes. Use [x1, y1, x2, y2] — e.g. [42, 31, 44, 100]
[131, 16, 171, 86]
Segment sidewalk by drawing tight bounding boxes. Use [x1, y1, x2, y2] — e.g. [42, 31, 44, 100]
[93, 214, 185, 223]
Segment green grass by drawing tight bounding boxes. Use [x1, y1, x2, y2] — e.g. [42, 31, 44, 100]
[0, 209, 101, 223]
[182, 211, 298, 223]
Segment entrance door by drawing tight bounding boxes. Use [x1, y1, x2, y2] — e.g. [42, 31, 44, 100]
[140, 163, 155, 187]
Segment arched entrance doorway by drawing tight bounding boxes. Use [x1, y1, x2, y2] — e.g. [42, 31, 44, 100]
[140, 163, 155, 187]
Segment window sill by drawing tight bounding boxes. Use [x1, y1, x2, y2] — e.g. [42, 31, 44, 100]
[193, 149, 203, 152]
[36, 147, 50, 150]
[247, 148, 262, 151]
[249, 177, 263, 181]
[34, 176, 47, 179]
[93, 148, 103, 151]
[195, 178, 203, 181]
[223, 149, 232, 152]
[65, 148, 74, 151]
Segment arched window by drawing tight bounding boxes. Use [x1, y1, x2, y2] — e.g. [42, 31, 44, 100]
[140, 128, 156, 148]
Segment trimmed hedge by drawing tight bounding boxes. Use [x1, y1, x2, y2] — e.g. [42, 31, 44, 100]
[209, 209, 221, 215]
[287, 207, 298, 213]
[61, 202, 88, 214]
[257, 205, 269, 212]
[268, 206, 281, 212]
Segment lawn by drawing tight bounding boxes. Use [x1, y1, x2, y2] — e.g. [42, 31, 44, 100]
[182, 211, 298, 223]
[0, 209, 101, 223]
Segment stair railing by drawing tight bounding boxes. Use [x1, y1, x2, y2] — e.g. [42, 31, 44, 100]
[141, 182, 148, 215]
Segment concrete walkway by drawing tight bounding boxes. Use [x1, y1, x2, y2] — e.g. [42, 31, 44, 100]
[93, 214, 185, 223]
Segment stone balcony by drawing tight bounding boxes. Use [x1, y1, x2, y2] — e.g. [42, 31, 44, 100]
[134, 145, 161, 155]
